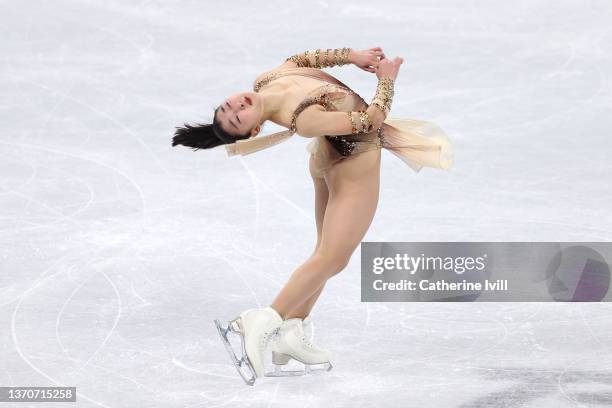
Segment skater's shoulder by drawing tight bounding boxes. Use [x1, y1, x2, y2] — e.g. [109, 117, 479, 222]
[253, 59, 316, 85]
[253, 66, 286, 92]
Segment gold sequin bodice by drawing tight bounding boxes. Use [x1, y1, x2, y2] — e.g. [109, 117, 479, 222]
[254, 68, 384, 157]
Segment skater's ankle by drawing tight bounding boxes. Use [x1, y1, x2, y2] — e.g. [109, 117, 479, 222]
[268, 304, 291, 320]
[284, 312, 307, 320]
[265, 305, 284, 320]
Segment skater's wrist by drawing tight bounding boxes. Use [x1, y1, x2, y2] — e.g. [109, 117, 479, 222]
[370, 77, 394, 117]
[366, 104, 386, 129]
[347, 48, 356, 65]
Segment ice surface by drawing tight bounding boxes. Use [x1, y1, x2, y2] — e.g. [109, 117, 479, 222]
[1, 0, 611, 407]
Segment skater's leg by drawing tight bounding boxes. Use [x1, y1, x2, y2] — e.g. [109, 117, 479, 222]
[271, 150, 381, 318]
[286, 284, 325, 319]
[310, 166, 329, 255]
[287, 170, 329, 319]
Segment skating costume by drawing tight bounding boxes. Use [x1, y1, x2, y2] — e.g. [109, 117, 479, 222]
[224, 48, 453, 178]
[215, 48, 454, 386]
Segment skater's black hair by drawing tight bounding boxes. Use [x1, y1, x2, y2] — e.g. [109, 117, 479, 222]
[172, 107, 252, 151]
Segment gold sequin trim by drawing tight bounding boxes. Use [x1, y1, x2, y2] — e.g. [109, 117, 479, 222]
[359, 111, 372, 133]
[347, 112, 358, 134]
[285, 48, 351, 69]
[370, 77, 395, 116]
[253, 72, 282, 92]
[290, 93, 335, 133]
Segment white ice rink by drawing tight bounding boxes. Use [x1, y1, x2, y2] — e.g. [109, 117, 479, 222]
[1, 0, 612, 406]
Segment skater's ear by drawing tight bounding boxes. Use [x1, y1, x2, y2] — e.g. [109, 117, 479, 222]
[249, 123, 263, 138]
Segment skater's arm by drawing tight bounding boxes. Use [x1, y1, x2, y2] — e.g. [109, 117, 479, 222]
[278, 47, 353, 70]
[295, 105, 384, 138]
[277, 47, 385, 74]
[295, 78, 395, 138]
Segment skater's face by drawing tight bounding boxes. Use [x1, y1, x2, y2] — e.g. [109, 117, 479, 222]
[215, 91, 262, 138]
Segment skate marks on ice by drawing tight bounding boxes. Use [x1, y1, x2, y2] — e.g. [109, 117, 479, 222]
[459, 367, 612, 408]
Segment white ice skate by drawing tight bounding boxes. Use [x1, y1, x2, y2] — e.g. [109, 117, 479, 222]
[214, 306, 283, 385]
[265, 317, 333, 377]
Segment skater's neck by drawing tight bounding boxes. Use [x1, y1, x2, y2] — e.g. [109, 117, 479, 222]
[258, 86, 285, 124]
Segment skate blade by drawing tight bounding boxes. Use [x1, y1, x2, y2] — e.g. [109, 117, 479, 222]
[264, 364, 305, 377]
[213, 318, 256, 386]
[305, 361, 333, 374]
[264, 361, 333, 377]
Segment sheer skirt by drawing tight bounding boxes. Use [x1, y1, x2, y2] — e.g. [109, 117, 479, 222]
[306, 116, 454, 178]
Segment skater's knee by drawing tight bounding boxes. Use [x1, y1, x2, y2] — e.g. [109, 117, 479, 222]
[329, 257, 350, 276]
[311, 252, 350, 277]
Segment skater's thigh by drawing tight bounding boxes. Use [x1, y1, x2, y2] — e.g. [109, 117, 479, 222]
[324, 149, 381, 192]
[317, 151, 381, 267]
[310, 156, 329, 244]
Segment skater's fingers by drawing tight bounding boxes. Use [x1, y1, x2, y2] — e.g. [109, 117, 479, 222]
[373, 50, 385, 60]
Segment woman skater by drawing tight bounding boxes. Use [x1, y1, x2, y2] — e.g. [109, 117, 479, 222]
[172, 47, 453, 385]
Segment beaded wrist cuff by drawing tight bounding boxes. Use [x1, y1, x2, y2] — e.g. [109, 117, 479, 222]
[347, 110, 374, 135]
[370, 77, 395, 116]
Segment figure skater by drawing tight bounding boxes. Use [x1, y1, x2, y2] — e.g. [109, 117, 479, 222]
[172, 47, 453, 385]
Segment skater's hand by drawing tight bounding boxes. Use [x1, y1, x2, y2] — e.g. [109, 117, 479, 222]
[349, 47, 386, 73]
[375, 56, 404, 81]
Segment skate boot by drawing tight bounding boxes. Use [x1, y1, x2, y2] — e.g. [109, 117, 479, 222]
[265, 317, 333, 377]
[288, 316, 332, 357]
[214, 306, 283, 385]
[301, 316, 319, 342]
